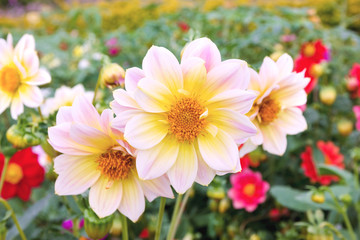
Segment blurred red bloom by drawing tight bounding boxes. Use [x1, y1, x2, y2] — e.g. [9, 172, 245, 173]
[139, 228, 149, 238]
[353, 106, 360, 130]
[177, 21, 190, 32]
[105, 37, 121, 56]
[268, 208, 289, 221]
[294, 40, 330, 93]
[240, 154, 261, 170]
[300, 141, 344, 185]
[0, 148, 45, 201]
[347, 63, 360, 98]
[228, 169, 269, 212]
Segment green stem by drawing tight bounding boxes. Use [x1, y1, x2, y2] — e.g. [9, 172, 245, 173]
[120, 214, 128, 240]
[327, 189, 356, 240]
[166, 193, 183, 240]
[0, 198, 27, 240]
[92, 76, 101, 105]
[37, 107, 44, 122]
[0, 157, 10, 194]
[354, 161, 359, 189]
[171, 188, 192, 240]
[154, 197, 166, 240]
[72, 218, 79, 237]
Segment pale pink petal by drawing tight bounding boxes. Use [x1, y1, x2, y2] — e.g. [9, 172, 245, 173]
[124, 67, 145, 94]
[203, 59, 250, 99]
[18, 84, 43, 107]
[100, 109, 114, 136]
[239, 140, 258, 157]
[276, 53, 293, 80]
[276, 90, 308, 108]
[208, 108, 257, 143]
[6, 34, 13, 49]
[181, 57, 207, 94]
[134, 78, 174, 113]
[0, 91, 11, 115]
[248, 68, 261, 92]
[181, 37, 221, 72]
[14, 34, 35, 60]
[70, 123, 114, 153]
[89, 176, 123, 218]
[13, 56, 26, 79]
[195, 149, 216, 186]
[25, 68, 51, 85]
[259, 57, 279, 86]
[10, 92, 23, 119]
[206, 89, 256, 114]
[113, 89, 140, 109]
[48, 123, 96, 155]
[56, 106, 73, 124]
[167, 142, 198, 194]
[140, 175, 174, 202]
[136, 135, 179, 180]
[124, 113, 169, 150]
[142, 46, 183, 94]
[71, 95, 102, 130]
[0, 38, 12, 66]
[197, 129, 239, 172]
[110, 103, 141, 132]
[261, 124, 287, 156]
[22, 49, 39, 77]
[54, 154, 100, 195]
[273, 108, 307, 135]
[118, 177, 145, 222]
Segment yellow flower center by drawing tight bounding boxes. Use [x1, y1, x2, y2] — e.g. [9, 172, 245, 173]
[5, 163, 23, 184]
[258, 97, 280, 124]
[97, 150, 134, 181]
[243, 183, 256, 197]
[168, 97, 207, 142]
[0, 66, 21, 94]
[303, 44, 315, 57]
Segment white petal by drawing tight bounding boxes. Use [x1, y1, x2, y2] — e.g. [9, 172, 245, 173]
[195, 149, 215, 186]
[0, 91, 11, 115]
[18, 84, 43, 107]
[125, 67, 145, 94]
[10, 92, 24, 120]
[274, 108, 307, 135]
[276, 53, 293, 80]
[71, 95, 102, 130]
[118, 177, 145, 222]
[25, 68, 51, 85]
[261, 124, 287, 156]
[167, 142, 198, 194]
[89, 176, 123, 218]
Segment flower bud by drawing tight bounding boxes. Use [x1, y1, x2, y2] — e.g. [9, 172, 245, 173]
[84, 208, 114, 240]
[209, 199, 218, 212]
[6, 125, 41, 149]
[250, 234, 261, 240]
[351, 147, 360, 162]
[218, 198, 230, 214]
[346, 77, 358, 92]
[311, 192, 325, 204]
[337, 119, 353, 136]
[100, 63, 125, 89]
[339, 194, 352, 206]
[310, 64, 324, 78]
[319, 86, 336, 106]
[207, 186, 225, 200]
[109, 213, 122, 236]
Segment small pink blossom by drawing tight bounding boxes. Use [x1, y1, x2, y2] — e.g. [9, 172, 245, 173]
[353, 106, 360, 130]
[281, 34, 296, 43]
[228, 169, 269, 212]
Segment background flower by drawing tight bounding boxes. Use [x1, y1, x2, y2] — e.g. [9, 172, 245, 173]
[228, 169, 269, 212]
[0, 148, 45, 201]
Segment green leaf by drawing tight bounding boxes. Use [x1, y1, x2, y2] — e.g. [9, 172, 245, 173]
[0, 210, 12, 223]
[7, 193, 52, 239]
[318, 165, 354, 185]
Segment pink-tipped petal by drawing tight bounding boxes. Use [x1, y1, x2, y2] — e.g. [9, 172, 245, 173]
[197, 129, 239, 172]
[118, 177, 145, 222]
[181, 57, 207, 94]
[25, 68, 51, 85]
[168, 143, 198, 194]
[18, 84, 43, 107]
[136, 135, 179, 180]
[274, 108, 307, 135]
[124, 113, 168, 150]
[142, 46, 183, 94]
[276, 53, 293, 80]
[124, 67, 145, 94]
[89, 176, 123, 218]
[181, 37, 221, 72]
[22, 49, 39, 77]
[259, 57, 279, 86]
[140, 175, 174, 202]
[71, 96, 102, 130]
[195, 150, 216, 186]
[56, 106, 73, 124]
[261, 124, 287, 156]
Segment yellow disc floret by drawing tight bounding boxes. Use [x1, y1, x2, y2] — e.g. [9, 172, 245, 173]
[258, 97, 281, 124]
[0, 66, 21, 94]
[97, 150, 134, 181]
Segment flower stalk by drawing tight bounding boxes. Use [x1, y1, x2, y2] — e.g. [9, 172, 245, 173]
[0, 157, 10, 194]
[120, 214, 128, 240]
[154, 197, 166, 240]
[166, 193, 183, 240]
[0, 198, 27, 240]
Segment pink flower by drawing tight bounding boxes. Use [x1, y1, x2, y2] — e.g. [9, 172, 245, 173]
[228, 169, 269, 212]
[354, 106, 360, 130]
[280, 34, 296, 43]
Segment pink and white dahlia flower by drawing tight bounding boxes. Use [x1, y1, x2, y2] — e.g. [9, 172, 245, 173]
[111, 38, 257, 194]
[48, 96, 173, 221]
[0, 34, 51, 119]
[240, 54, 309, 156]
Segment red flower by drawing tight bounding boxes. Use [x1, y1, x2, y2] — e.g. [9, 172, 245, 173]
[0, 148, 45, 201]
[300, 141, 344, 185]
[268, 208, 289, 221]
[177, 21, 190, 33]
[347, 63, 360, 98]
[139, 228, 149, 239]
[240, 154, 261, 170]
[295, 40, 330, 93]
